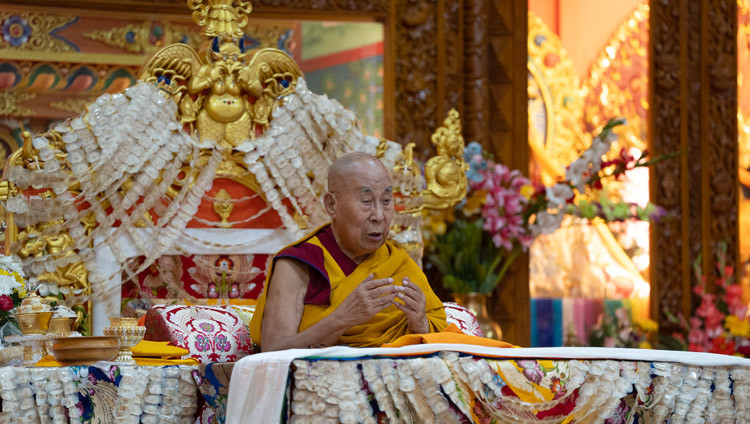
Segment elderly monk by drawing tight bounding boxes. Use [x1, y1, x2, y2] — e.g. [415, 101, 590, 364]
[249, 152, 448, 351]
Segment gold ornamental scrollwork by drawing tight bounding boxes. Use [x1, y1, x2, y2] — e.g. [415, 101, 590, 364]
[0, 91, 36, 117]
[49, 98, 96, 115]
[0, 11, 77, 53]
[189, 0, 253, 39]
[422, 109, 469, 210]
[83, 22, 203, 55]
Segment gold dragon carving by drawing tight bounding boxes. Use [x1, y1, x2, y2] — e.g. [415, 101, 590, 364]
[139, 0, 302, 148]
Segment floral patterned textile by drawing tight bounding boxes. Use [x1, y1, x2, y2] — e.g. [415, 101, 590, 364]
[0, 365, 198, 423]
[122, 254, 269, 304]
[230, 304, 256, 331]
[444, 301, 484, 337]
[144, 305, 252, 363]
[288, 356, 750, 423]
[193, 362, 235, 424]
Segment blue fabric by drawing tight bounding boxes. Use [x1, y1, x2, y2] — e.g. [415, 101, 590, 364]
[532, 298, 559, 347]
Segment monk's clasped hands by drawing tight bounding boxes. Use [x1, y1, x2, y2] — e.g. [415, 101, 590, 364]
[393, 277, 429, 334]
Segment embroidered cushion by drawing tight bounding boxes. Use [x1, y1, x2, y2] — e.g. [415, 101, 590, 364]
[443, 302, 485, 337]
[143, 305, 251, 363]
[229, 304, 256, 332]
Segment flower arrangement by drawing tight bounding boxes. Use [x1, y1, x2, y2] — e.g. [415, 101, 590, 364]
[586, 306, 659, 349]
[663, 243, 750, 356]
[0, 254, 26, 329]
[425, 118, 667, 294]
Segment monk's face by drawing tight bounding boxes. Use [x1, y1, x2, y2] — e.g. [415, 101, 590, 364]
[326, 159, 394, 262]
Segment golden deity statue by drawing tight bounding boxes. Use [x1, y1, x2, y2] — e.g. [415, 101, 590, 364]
[140, 0, 302, 148]
[17, 220, 89, 292]
[422, 109, 470, 209]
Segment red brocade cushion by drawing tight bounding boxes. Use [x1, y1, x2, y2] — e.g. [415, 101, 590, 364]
[143, 305, 252, 363]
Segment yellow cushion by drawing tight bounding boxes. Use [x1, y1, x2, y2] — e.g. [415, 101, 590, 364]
[131, 340, 189, 359]
[35, 355, 198, 367]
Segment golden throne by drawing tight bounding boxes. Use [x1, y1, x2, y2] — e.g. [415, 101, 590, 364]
[0, 0, 467, 336]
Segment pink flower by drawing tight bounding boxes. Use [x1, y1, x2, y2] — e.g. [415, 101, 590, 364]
[724, 284, 742, 304]
[689, 316, 703, 329]
[688, 327, 705, 345]
[705, 324, 724, 340]
[614, 307, 630, 325]
[705, 313, 725, 330]
[618, 328, 632, 341]
[0, 295, 13, 311]
[517, 359, 544, 383]
[696, 295, 721, 320]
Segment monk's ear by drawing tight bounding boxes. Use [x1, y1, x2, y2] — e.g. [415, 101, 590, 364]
[323, 192, 336, 216]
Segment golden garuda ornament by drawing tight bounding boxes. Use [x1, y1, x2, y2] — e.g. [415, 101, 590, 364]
[422, 109, 469, 209]
[139, 0, 302, 148]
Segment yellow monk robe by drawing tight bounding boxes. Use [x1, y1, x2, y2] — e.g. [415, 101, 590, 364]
[250, 224, 448, 348]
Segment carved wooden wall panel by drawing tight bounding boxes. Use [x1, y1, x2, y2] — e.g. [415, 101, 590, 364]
[650, 0, 737, 330]
[462, 0, 488, 147]
[486, 0, 529, 346]
[392, 0, 438, 157]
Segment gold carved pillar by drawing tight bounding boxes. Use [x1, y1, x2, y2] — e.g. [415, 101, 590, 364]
[649, 0, 738, 329]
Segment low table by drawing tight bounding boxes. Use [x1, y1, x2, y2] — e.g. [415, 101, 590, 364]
[0, 364, 198, 423]
[226, 345, 750, 423]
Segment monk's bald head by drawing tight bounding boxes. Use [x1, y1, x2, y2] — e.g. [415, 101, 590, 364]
[327, 152, 390, 193]
[324, 152, 394, 262]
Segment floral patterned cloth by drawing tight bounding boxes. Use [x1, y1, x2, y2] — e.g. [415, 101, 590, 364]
[0, 365, 198, 423]
[193, 362, 235, 424]
[144, 304, 252, 362]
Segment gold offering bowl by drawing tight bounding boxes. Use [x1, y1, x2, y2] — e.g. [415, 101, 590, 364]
[103, 319, 145, 365]
[51, 336, 119, 365]
[48, 317, 77, 336]
[108, 317, 139, 328]
[15, 312, 53, 335]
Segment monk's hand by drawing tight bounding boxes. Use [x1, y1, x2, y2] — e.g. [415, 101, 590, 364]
[394, 277, 428, 334]
[338, 274, 399, 327]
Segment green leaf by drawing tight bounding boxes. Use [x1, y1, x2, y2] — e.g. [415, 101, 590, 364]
[427, 217, 520, 293]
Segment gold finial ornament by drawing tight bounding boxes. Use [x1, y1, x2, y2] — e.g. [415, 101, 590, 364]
[189, 0, 253, 39]
[213, 189, 234, 227]
[140, 0, 301, 148]
[392, 143, 422, 197]
[422, 109, 469, 209]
